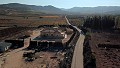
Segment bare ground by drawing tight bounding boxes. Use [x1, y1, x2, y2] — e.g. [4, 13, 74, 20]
[89, 32, 120, 68]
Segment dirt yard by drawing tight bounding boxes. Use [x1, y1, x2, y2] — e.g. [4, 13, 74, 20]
[0, 28, 70, 68]
[0, 15, 67, 27]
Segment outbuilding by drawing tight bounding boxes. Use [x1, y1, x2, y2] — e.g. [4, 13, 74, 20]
[0, 42, 12, 52]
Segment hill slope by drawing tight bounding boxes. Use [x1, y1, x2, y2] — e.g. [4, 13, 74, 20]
[0, 3, 67, 15]
[0, 3, 120, 15]
[66, 6, 120, 15]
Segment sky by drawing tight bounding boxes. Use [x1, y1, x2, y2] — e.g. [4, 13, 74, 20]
[0, 0, 120, 9]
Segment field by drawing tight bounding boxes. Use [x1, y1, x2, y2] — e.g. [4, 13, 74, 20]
[116, 16, 120, 28]
[0, 14, 67, 41]
[81, 15, 120, 68]
[0, 15, 67, 27]
[67, 15, 84, 27]
[88, 32, 120, 68]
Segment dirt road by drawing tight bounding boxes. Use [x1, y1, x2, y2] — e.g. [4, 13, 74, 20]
[71, 34, 85, 68]
[65, 16, 85, 68]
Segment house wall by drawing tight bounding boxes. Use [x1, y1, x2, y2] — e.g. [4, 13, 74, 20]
[41, 32, 64, 38]
[5, 40, 24, 49]
[28, 41, 65, 50]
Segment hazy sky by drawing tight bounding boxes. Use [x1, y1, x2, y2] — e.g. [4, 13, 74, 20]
[0, 0, 120, 8]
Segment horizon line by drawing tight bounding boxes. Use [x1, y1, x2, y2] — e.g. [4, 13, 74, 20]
[0, 3, 120, 9]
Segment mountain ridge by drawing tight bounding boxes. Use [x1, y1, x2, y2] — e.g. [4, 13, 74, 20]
[0, 3, 120, 15]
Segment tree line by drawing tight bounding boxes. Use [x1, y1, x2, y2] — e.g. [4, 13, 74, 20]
[83, 16, 117, 30]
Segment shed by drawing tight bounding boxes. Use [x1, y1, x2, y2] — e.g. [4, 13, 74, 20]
[0, 42, 12, 52]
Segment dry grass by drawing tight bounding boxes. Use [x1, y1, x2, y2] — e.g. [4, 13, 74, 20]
[67, 15, 84, 27]
[40, 16, 60, 18]
[0, 15, 67, 27]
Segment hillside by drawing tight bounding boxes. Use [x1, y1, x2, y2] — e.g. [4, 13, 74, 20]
[65, 6, 120, 15]
[0, 3, 120, 15]
[0, 3, 67, 15]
